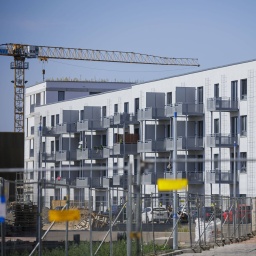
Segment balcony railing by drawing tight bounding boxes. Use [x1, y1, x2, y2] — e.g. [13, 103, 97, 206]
[88, 147, 110, 159]
[166, 103, 204, 117]
[42, 152, 56, 162]
[137, 107, 168, 121]
[112, 143, 138, 156]
[113, 113, 139, 125]
[207, 134, 238, 148]
[165, 136, 203, 150]
[55, 150, 78, 161]
[164, 171, 204, 184]
[42, 126, 57, 137]
[207, 97, 238, 112]
[76, 148, 89, 160]
[76, 120, 89, 131]
[206, 170, 238, 184]
[137, 139, 166, 153]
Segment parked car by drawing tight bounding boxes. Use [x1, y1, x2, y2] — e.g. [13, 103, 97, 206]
[223, 205, 251, 223]
[142, 207, 168, 223]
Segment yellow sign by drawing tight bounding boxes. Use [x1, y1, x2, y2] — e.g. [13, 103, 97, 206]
[48, 209, 81, 222]
[157, 178, 188, 191]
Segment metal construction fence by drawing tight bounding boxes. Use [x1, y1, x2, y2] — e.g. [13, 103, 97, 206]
[0, 173, 255, 255]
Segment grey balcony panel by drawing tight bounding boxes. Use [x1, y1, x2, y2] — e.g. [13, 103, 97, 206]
[55, 178, 67, 188]
[102, 117, 113, 128]
[113, 175, 121, 186]
[42, 126, 57, 137]
[137, 107, 168, 121]
[77, 120, 89, 131]
[102, 177, 112, 188]
[88, 120, 105, 130]
[207, 97, 239, 112]
[206, 170, 238, 184]
[141, 174, 152, 185]
[56, 150, 68, 161]
[88, 147, 110, 159]
[42, 152, 56, 162]
[55, 123, 68, 134]
[77, 148, 89, 160]
[166, 103, 204, 117]
[207, 134, 238, 148]
[187, 172, 204, 184]
[76, 177, 90, 187]
[137, 140, 166, 153]
[113, 113, 139, 125]
[165, 137, 183, 150]
[186, 137, 204, 150]
[112, 143, 138, 155]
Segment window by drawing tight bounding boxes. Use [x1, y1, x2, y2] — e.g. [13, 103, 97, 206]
[241, 79, 247, 100]
[214, 119, 219, 134]
[240, 152, 247, 173]
[241, 115, 247, 136]
[80, 110, 84, 121]
[51, 115, 55, 127]
[167, 92, 172, 105]
[214, 154, 219, 170]
[58, 91, 65, 101]
[102, 106, 106, 117]
[231, 81, 238, 101]
[56, 114, 59, 125]
[114, 104, 118, 113]
[42, 116, 46, 127]
[198, 87, 203, 103]
[124, 102, 129, 113]
[214, 84, 219, 98]
[51, 141, 55, 153]
[198, 121, 203, 137]
[231, 116, 238, 136]
[36, 93, 41, 105]
[134, 98, 140, 114]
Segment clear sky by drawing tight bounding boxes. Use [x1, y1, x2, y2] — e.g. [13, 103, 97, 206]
[1, 0, 256, 131]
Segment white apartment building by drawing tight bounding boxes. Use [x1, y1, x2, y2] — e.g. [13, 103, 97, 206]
[24, 60, 256, 209]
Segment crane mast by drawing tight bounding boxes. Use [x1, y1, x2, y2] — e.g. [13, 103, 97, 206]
[0, 43, 200, 132]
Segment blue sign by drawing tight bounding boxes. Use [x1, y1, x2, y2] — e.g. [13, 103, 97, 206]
[0, 196, 6, 223]
[0, 48, 8, 55]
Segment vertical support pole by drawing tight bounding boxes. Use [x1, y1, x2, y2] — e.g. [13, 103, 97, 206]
[173, 111, 178, 250]
[109, 188, 113, 256]
[233, 142, 237, 238]
[233, 141, 237, 198]
[65, 183, 70, 256]
[126, 162, 133, 256]
[38, 180, 42, 256]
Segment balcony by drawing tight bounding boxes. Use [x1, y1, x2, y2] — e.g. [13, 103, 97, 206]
[137, 107, 168, 121]
[165, 136, 203, 151]
[164, 171, 204, 184]
[113, 113, 139, 125]
[112, 143, 138, 156]
[76, 120, 89, 131]
[206, 170, 238, 184]
[166, 103, 204, 117]
[88, 147, 110, 159]
[42, 126, 58, 137]
[42, 152, 56, 162]
[76, 148, 89, 160]
[207, 97, 238, 112]
[137, 139, 166, 153]
[207, 134, 238, 148]
[55, 150, 78, 161]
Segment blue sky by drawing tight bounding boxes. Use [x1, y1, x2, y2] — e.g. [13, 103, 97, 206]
[1, 0, 256, 131]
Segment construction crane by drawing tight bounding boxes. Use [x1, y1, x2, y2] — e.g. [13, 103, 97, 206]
[0, 43, 200, 132]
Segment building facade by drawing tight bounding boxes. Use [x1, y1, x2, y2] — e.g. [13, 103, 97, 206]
[24, 60, 256, 209]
